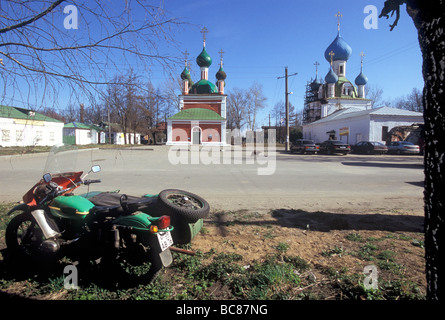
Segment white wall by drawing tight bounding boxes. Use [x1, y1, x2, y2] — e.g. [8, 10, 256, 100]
[369, 115, 424, 142]
[303, 114, 424, 145]
[1, 118, 64, 147]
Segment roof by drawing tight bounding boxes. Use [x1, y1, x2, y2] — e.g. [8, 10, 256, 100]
[0, 105, 62, 123]
[191, 79, 218, 94]
[168, 108, 225, 121]
[306, 106, 423, 125]
[64, 122, 103, 131]
[335, 76, 358, 98]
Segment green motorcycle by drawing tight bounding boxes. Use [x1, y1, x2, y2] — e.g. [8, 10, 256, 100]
[5, 145, 209, 286]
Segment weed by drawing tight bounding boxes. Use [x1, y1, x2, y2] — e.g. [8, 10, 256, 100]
[345, 233, 363, 242]
[275, 242, 289, 254]
[322, 246, 345, 257]
[354, 243, 379, 260]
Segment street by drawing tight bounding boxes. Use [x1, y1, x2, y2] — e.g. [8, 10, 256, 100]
[0, 146, 425, 215]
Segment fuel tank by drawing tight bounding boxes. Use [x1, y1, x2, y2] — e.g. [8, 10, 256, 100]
[49, 195, 95, 220]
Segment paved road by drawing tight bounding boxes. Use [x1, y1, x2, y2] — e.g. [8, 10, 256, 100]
[0, 146, 425, 214]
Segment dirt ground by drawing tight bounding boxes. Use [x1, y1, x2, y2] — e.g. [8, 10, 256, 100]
[191, 196, 426, 297]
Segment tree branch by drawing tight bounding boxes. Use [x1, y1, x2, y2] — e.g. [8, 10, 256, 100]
[0, 0, 66, 34]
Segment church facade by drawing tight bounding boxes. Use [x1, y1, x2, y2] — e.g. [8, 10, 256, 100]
[166, 29, 227, 146]
[303, 13, 423, 145]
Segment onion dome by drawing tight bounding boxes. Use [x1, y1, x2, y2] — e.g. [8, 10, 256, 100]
[324, 33, 352, 62]
[355, 72, 368, 86]
[216, 66, 226, 81]
[180, 66, 191, 80]
[196, 47, 212, 68]
[355, 71, 368, 86]
[310, 77, 321, 91]
[191, 79, 218, 94]
[325, 67, 338, 84]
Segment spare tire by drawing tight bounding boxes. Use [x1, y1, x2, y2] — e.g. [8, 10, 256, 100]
[156, 189, 210, 223]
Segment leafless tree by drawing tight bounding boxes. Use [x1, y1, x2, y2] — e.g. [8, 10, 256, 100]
[394, 87, 423, 112]
[226, 87, 248, 130]
[365, 84, 385, 108]
[246, 82, 267, 131]
[0, 0, 182, 111]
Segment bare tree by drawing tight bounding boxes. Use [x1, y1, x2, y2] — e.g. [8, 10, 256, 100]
[394, 87, 423, 112]
[0, 0, 182, 110]
[226, 87, 249, 130]
[246, 82, 267, 131]
[379, 0, 445, 299]
[365, 84, 385, 108]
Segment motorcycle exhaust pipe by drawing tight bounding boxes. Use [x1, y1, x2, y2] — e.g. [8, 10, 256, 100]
[31, 209, 60, 239]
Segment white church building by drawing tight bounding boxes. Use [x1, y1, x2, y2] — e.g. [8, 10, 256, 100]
[302, 13, 423, 145]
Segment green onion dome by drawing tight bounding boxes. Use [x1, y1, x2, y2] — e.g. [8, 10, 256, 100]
[191, 79, 218, 94]
[180, 66, 190, 80]
[196, 47, 212, 68]
[216, 66, 226, 81]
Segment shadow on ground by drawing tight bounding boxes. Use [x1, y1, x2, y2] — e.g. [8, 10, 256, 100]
[211, 209, 424, 234]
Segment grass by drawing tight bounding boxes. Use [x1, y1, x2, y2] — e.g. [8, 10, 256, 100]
[0, 205, 426, 300]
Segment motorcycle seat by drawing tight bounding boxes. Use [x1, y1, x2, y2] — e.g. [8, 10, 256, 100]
[88, 192, 156, 214]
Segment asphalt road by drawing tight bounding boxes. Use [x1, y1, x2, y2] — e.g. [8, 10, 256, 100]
[0, 146, 425, 214]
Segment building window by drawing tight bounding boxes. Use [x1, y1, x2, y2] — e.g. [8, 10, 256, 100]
[35, 130, 43, 143]
[2, 130, 10, 142]
[16, 130, 24, 142]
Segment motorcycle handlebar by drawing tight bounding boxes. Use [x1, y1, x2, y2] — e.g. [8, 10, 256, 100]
[36, 177, 101, 206]
[84, 179, 102, 185]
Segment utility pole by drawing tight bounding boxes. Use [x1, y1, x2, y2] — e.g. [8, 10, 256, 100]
[277, 67, 298, 151]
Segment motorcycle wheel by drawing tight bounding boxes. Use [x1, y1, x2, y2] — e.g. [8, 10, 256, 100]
[100, 232, 163, 288]
[157, 189, 210, 223]
[5, 211, 56, 261]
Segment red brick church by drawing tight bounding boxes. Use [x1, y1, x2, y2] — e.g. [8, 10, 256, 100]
[166, 28, 227, 146]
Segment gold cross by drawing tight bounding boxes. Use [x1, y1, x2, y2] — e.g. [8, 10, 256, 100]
[329, 51, 335, 65]
[335, 11, 343, 32]
[201, 27, 209, 46]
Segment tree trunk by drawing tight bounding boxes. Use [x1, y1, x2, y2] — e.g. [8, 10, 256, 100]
[405, 0, 445, 300]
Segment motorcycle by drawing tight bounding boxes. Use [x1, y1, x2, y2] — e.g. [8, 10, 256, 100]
[5, 144, 210, 287]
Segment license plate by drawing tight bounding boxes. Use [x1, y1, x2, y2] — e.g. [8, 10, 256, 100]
[157, 231, 173, 251]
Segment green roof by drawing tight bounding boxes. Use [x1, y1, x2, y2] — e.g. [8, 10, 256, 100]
[335, 76, 358, 98]
[191, 79, 218, 94]
[64, 122, 102, 131]
[0, 105, 62, 122]
[168, 108, 225, 121]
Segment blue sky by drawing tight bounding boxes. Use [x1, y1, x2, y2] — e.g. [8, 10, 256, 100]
[3, 0, 423, 129]
[159, 0, 423, 127]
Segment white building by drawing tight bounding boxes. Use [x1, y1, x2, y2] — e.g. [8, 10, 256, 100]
[63, 122, 105, 145]
[303, 106, 424, 145]
[98, 122, 141, 145]
[302, 14, 424, 145]
[0, 105, 64, 147]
